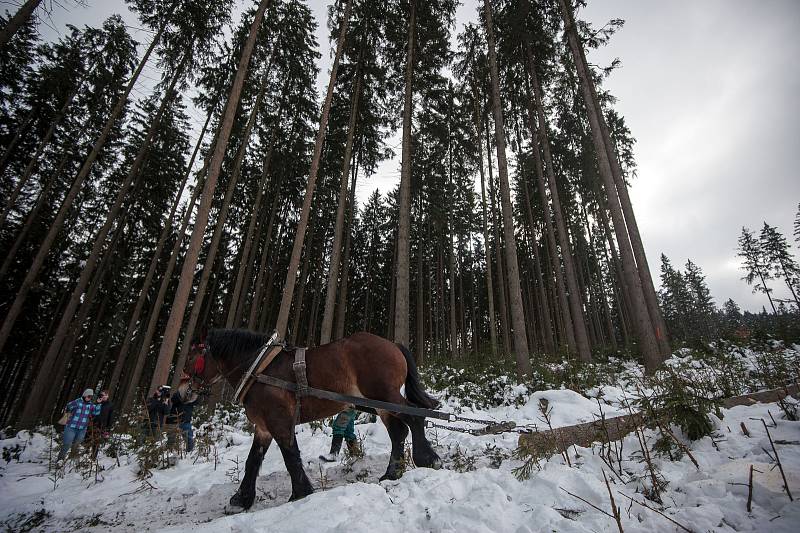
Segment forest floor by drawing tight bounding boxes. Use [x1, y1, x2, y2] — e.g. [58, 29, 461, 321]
[2, 344, 800, 532]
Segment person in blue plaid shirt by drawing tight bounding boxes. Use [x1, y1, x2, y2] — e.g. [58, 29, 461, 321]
[58, 388, 101, 461]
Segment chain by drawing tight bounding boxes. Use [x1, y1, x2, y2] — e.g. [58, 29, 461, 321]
[425, 416, 536, 436]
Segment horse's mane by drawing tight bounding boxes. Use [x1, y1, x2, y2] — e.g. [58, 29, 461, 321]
[207, 328, 271, 366]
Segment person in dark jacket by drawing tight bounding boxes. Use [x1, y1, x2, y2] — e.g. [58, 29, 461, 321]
[89, 390, 114, 458]
[146, 386, 171, 438]
[169, 375, 199, 452]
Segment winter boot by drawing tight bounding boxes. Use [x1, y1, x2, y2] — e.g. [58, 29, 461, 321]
[319, 435, 343, 462]
[346, 438, 361, 457]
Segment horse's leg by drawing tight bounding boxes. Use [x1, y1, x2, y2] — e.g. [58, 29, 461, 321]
[400, 414, 442, 469]
[379, 413, 409, 481]
[377, 390, 442, 470]
[226, 429, 272, 513]
[275, 433, 314, 501]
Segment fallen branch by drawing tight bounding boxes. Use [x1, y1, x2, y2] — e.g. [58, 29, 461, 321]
[602, 469, 624, 533]
[559, 486, 615, 519]
[761, 419, 794, 501]
[616, 491, 695, 533]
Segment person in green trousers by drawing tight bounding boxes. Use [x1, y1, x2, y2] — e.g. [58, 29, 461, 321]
[319, 408, 360, 462]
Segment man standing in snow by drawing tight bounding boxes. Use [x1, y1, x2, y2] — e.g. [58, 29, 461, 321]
[89, 390, 114, 458]
[168, 375, 199, 452]
[320, 409, 361, 462]
[146, 386, 171, 439]
[58, 388, 102, 461]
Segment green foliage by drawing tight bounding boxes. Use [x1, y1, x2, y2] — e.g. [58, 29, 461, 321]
[637, 368, 720, 441]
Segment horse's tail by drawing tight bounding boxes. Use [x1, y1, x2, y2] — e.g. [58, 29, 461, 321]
[396, 344, 440, 410]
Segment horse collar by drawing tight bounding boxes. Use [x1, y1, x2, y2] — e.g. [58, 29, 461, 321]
[233, 331, 284, 404]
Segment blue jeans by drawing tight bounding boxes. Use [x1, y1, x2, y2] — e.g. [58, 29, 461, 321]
[180, 422, 194, 452]
[59, 426, 87, 460]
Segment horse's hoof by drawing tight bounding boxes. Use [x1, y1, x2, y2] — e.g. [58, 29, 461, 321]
[379, 472, 401, 482]
[224, 504, 246, 515]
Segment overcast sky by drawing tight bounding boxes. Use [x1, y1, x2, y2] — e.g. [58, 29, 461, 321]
[34, 0, 800, 311]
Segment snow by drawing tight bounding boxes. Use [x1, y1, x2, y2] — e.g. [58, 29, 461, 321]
[2, 367, 800, 531]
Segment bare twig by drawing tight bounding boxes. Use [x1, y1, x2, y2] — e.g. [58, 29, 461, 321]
[616, 491, 695, 533]
[761, 419, 794, 501]
[602, 470, 624, 533]
[747, 464, 754, 513]
[559, 487, 615, 519]
[740, 422, 750, 437]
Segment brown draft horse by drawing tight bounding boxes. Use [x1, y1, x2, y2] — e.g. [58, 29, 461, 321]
[185, 328, 443, 512]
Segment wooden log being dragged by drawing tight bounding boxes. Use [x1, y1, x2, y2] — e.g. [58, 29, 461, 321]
[518, 383, 799, 451]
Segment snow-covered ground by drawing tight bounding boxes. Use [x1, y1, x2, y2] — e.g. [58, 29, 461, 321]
[2, 352, 800, 532]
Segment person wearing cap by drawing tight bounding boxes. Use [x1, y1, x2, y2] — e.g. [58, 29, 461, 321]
[168, 373, 199, 452]
[58, 388, 102, 461]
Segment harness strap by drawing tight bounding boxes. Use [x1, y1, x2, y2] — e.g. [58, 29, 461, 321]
[253, 374, 452, 422]
[291, 348, 308, 438]
[293, 348, 308, 397]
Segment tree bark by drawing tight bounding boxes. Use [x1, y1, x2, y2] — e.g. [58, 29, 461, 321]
[393, 0, 417, 346]
[334, 155, 360, 341]
[273, 0, 352, 339]
[225, 85, 288, 328]
[483, 0, 531, 377]
[163, 68, 272, 392]
[151, 0, 270, 388]
[484, 114, 511, 353]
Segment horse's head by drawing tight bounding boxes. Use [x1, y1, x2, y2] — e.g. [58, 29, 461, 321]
[184, 341, 222, 394]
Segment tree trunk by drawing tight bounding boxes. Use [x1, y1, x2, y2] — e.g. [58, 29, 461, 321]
[393, 0, 417, 346]
[484, 115, 511, 353]
[525, 43, 591, 362]
[0, 14, 170, 356]
[248, 195, 284, 328]
[107, 105, 211, 397]
[483, 0, 531, 377]
[151, 0, 270, 388]
[473, 97, 498, 356]
[163, 68, 272, 392]
[118, 170, 205, 409]
[274, 0, 353, 339]
[225, 84, 288, 328]
[334, 156, 360, 341]
[320, 51, 364, 344]
[0, 0, 42, 48]
[558, 0, 661, 372]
